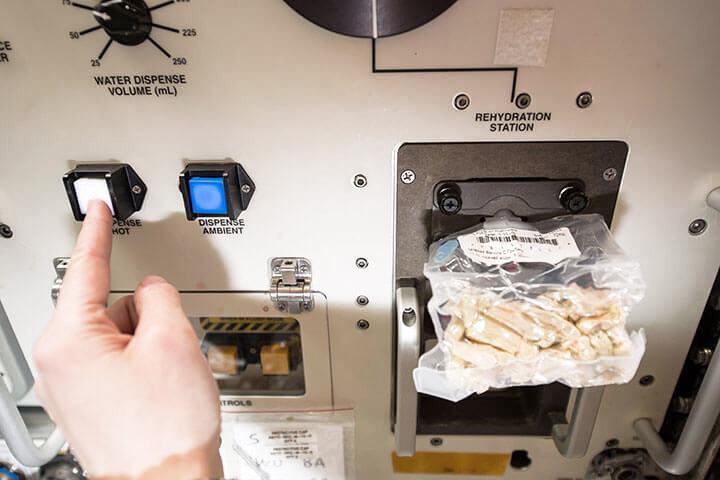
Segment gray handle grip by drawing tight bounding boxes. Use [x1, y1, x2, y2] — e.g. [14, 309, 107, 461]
[394, 286, 421, 457]
[0, 301, 34, 401]
[0, 299, 64, 466]
[634, 333, 720, 475]
[0, 380, 65, 466]
[551, 386, 604, 458]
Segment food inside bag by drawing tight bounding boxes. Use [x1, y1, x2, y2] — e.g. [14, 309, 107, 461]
[413, 213, 646, 402]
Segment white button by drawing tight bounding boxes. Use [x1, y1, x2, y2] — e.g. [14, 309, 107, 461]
[73, 177, 115, 215]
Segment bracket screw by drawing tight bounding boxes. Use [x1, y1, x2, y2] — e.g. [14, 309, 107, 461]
[437, 183, 462, 215]
[603, 168, 618, 181]
[356, 319, 370, 330]
[241, 184, 252, 193]
[131, 185, 142, 194]
[356, 295, 369, 306]
[400, 170, 415, 184]
[440, 196, 461, 215]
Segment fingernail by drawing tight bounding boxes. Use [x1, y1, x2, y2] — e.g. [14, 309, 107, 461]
[139, 275, 169, 287]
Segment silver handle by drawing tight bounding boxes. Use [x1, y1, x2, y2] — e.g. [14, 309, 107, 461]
[552, 386, 604, 458]
[0, 301, 34, 401]
[394, 286, 421, 457]
[633, 333, 720, 475]
[0, 299, 65, 466]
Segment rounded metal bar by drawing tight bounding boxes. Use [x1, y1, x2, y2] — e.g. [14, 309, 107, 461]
[634, 333, 720, 475]
[551, 386, 605, 458]
[0, 380, 64, 467]
[394, 286, 420, 457]
[0, 301, 34, 401]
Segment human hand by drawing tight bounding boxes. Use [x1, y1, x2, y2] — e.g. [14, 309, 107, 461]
[33, 200, 223, 479]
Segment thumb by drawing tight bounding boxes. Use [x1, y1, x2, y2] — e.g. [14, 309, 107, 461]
[132, 276, 191, 337]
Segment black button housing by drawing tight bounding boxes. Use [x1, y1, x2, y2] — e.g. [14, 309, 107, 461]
[62, 163, 147, 221]
[179, 162, 256, 220]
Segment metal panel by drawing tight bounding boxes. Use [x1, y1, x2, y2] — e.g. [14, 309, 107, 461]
[1, 0, 720, 477]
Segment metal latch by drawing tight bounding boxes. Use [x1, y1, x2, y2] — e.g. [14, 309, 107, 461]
[51, 257, 70, 305]
[270, 258, 313, 314]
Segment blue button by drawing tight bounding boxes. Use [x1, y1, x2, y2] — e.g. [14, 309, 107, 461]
[188, 177, 228, 215]
[0, 468, 19, 480]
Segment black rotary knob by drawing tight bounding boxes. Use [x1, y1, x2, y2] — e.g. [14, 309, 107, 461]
[559, 184, 589, 214]
[437, 183, 462, 216]
[93, 0, 152, 46]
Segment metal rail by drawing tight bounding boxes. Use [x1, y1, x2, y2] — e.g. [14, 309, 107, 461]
[0, 300, 64, 466]
[394, 286, 421, 457]
[552, 386, 605, 458]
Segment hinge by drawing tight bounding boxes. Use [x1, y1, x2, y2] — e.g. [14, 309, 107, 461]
[51, 257, 70, 305]
[270, 258, 313, 314]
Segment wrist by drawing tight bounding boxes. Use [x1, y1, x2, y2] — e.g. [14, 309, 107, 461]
[93, 442, 224, 480]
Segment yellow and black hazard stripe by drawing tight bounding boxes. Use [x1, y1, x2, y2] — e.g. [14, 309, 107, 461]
[200, 317, 299, 333]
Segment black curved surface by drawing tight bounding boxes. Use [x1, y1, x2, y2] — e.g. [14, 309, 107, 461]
[377, 0, 458, 37]
[283, 0, 458, 38]
[283, 0, 374, 38]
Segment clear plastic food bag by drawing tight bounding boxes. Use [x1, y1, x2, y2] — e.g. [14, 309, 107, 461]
[413, 213, 646, 402]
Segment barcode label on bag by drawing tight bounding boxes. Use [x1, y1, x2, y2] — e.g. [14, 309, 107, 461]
[458, 227, 580, 265]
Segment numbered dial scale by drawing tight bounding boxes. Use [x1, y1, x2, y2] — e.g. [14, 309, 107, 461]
[65, 0, 195, 66]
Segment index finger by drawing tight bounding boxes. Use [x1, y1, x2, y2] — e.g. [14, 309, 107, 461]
[55, 200, 114, 317]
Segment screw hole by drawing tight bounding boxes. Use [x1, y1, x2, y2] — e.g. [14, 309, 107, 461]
[353, 174, 367, 188]
[639, 375, 655, 386]
[689, 219, 708, 236]
[402, 308, 416, 326]
[576, 91, 593, 108]
[0, 224, 13, 239]
[515, 93, 531, 109]
[453, 93, 470, 111]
